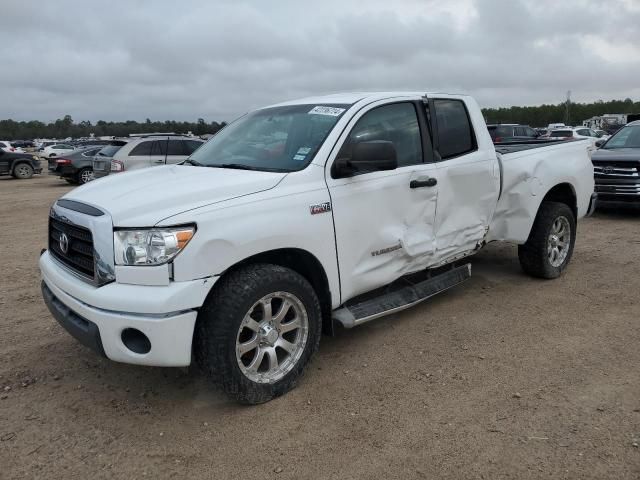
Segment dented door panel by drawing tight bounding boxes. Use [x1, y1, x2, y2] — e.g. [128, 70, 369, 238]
[329, 165, 439, 302]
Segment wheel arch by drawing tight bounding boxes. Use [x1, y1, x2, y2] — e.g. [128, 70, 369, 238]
[540, 182, 577, 219]
[10, 160, 34, 176]
[210, 248, 334, 336]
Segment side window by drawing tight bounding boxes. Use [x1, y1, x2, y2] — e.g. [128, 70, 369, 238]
[129, 141, 154, 156]
[525, 127, 538, 137]
[185, 140, 203, 154]
[514, 127, 526, 136]
[338, 102, 423, 168]
[433, 99, 476, 159]
[151, 140, 167, 156]
[166, 140, 188, 156]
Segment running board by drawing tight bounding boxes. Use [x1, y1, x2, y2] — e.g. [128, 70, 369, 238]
[333, 263, 471, 329]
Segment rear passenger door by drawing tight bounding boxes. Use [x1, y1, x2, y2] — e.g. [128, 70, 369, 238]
[427, 96, 500, 262]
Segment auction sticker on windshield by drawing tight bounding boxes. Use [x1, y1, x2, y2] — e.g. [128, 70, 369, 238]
[308, 106, 346, 116]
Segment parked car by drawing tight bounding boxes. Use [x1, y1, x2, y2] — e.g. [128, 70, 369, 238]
[48, 146, 104, 185]
[11, 140, 35, 149]
[0, 149, 42, 179]
[40, 143, 75, 159]
[487, 124, 540, 143]
[547, 128, 599, 144]
[41, 92, 595, 404]
[591, 120, 640, 207]
[92, 135, 204, 179]
[0, 140, 24, 153]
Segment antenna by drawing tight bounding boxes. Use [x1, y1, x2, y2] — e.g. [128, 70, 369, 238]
[564, 90, 571, 125]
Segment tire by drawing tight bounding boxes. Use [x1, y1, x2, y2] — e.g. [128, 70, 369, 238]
[13, 163, 34, 179]
[518, 201, 576, 279]
[77, 168, 93, 185]
[194, 264, 322, 404]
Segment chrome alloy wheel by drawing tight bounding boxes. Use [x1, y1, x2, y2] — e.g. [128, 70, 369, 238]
[235, 292, 309, 384]
[547, 216, 571, 267]
[80, 169, 94, 183]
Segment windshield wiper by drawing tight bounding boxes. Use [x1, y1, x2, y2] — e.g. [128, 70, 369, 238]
[217, 163, 262, 171]
[183, 159, 203, 166]
[211, 163, 287, 172]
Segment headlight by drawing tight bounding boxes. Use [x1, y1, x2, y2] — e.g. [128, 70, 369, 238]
[113, 225, 195, 266]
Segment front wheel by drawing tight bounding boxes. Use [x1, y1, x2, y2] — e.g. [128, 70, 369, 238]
[194, 264, 322, 404]
[518, 201, 576, 279]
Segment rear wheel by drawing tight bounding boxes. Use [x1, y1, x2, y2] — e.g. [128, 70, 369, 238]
[194, 264, 321, 404]
[518, 201, 576, 279]
[13, 163, 34, 179]
[77, 168, 93, 184]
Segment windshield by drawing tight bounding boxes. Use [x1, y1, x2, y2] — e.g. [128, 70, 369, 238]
[187, 104, 350, 172]
[602, 125, 640, 149]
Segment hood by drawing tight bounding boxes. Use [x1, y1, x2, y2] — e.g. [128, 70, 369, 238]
[63, 164, 286, 226]
[591, 148, 640, 162]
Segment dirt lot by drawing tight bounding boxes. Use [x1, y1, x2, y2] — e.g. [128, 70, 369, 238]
[0, 172, 638, 479]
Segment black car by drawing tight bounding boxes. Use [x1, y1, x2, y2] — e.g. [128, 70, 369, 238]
[0, 149, 42, 179]
[11, 140, 35, 149]
[591, 120, 640, 207]
[48, 146, 103, 184]
[487, 124, 540, 143]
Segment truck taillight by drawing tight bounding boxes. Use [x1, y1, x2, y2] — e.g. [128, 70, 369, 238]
[495, 137, 503, 143]
[111, 160, 124, 172]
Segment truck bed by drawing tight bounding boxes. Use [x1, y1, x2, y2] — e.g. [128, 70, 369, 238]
[494, 139, 580, 155]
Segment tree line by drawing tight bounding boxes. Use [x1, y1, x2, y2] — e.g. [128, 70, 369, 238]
[482, 98, 640, 127]
[0, 116, 226, 140]
[2, 97, 639, 140]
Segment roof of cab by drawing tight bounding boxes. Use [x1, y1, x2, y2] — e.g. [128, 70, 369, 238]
[266, 91, 470, 109]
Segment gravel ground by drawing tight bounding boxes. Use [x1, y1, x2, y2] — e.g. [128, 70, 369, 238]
[1, 172, 639, 479]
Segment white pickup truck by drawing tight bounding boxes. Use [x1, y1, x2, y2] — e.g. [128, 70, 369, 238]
[40, 92, 596, 404]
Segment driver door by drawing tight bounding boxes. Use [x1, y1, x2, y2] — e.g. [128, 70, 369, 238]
[326, 99, 440, 303]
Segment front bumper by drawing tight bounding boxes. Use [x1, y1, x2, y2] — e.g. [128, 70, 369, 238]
[40, 251, 216, 367]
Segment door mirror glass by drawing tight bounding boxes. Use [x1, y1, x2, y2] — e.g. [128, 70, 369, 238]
[334, 140, 397, 177]
[595, 139, 605, 148]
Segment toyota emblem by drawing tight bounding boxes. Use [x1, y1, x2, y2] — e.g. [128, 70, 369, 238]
[602, 166, 614, 174]
[59, 232, 69, 254]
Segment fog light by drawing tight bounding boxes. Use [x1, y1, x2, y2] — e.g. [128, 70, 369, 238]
[121, 328, 151, 354]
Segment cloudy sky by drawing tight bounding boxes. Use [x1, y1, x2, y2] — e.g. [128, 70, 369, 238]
[2, 0, 639, 123]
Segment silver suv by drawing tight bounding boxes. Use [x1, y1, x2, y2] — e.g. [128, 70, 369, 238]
[93, 135, 204, 179]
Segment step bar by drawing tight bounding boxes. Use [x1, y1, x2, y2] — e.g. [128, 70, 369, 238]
[333, 263, 471, 329]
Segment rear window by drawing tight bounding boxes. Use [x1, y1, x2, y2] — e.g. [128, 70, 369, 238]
[551, 130, 573, 137]
[433, 99, 476, 158]
[97, 144, 124, 157]
[488, 126, 513, 139]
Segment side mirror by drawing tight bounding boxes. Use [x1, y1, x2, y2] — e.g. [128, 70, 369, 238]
[595, 140, 605, 148]
[333, 140, 398, 178]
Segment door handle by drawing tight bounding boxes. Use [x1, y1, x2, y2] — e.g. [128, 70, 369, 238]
[154, 159, 165, 163]
[410, 177, 437, 188]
